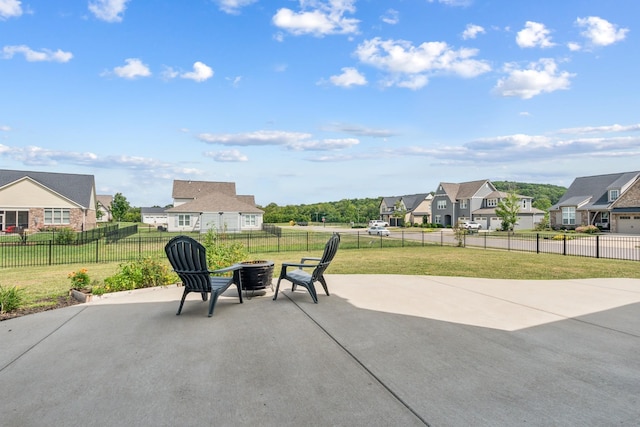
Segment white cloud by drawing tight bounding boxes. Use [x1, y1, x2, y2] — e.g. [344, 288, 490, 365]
[109, 58, 152, 79]
[381, 9, 399, 25]
[198, 130, 313, 147]
[516, 21, 555, 48]
[354, 37, 490, 89]
[462, 24, 485, 40]
[204, 149, 249, 162]
[426, 0, 472, 6]
[212, 0, 257, 15]
[576, 16, 628, 47]
[272, 0, 359, 37]
[493, 58, 574, 99]
[0, 0, 22, 19]
[197, 129, 358, 152]
[567, 42, 581, 51]
[181, 61, 214, 82]
[2, 45, 73, 62]
[557, 123, 640, 135]
[0, 125, 11, 131]
[88, 0, 130, 23]
[328, 67, 367, 87]
[323, 123, 395, 138]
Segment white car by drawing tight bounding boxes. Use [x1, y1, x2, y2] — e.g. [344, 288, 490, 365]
[462, 221, 482, 230]
[368, 226, 391, 236]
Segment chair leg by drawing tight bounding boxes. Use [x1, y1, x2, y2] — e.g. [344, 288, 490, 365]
[318, 276, 330, 296]
[201, 292, 208, 301]
[273, 277, 283, 300]
[177, 289, 189, 315]
[208, 292, 220, 317]
[306, 282, 319, 303]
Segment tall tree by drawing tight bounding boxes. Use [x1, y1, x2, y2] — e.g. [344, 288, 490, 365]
[111, 192, 131, 222]
[495, 192, 520, 231]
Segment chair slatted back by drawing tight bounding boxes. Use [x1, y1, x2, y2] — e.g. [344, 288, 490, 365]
[311, 233, 340, 282]
[165, 236, 211, 293]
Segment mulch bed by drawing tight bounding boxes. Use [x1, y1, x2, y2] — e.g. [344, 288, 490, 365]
[0, 296, 82, 321]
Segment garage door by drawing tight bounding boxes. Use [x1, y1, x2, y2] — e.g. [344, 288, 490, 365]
[617, 215, 640, 234]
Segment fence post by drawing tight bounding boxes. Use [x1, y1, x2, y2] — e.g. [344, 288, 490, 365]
[95, 238, 99, 263]
[563, 234, 567, 256]
[536, 233, 539, 254]
[402, 230, 405, 247]
[49, 240, 53, 265]
[596, 235, 600, 258]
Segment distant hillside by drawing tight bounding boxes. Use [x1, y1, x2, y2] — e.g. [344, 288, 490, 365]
[493, 181, 566, 210]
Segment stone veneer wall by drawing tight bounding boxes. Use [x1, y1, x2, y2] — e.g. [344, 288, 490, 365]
[28, 208, 97, 231]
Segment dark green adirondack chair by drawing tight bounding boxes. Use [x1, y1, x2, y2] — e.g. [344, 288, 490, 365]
[273, 233, 340, 303]
[165, 235, 243, 317]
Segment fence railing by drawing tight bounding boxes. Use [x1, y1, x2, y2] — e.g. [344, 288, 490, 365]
[0, 229, 638, 268]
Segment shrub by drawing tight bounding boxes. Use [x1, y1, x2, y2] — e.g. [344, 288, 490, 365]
[202, 229, 248, 270]
[575, 225, 599, 234]
[0, 285, 25, 313]
[55, 227, 76, 244]
[94, 258, 174, 295]
[68, 268, 91, 290]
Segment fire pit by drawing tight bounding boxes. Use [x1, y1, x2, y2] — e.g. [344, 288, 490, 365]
[239, 260, 275, 292]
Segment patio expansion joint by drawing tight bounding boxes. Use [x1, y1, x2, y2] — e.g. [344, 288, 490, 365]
[282, 292, 432, 427]
[0, 306, 88, 374]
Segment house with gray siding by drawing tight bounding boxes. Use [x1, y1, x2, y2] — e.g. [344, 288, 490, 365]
[165, 180, 263, 233]
[379, 193, 432, 226]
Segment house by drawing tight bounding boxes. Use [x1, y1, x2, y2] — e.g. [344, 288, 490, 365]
[550, 171, 640, 233]
[141, 207, 168, 226]
[165, 180, 263, 233]
[0, 169, 97, 232]
[380, 193, 432, 226]
[432, 179, 545, 230]
[96, 194, 113, 222]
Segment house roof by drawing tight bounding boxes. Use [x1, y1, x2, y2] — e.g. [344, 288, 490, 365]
[381, 193, 431, 213]
[485, 190, 531, 200]
[438, 179, 491, 200]
[551, 171, 640, 210]
[0, 169, 95, 208]
[96, 194, 113, 208]
[141, 207, 166, 214]
[166, 192, 263, 214]
[172, 180, 237, 199]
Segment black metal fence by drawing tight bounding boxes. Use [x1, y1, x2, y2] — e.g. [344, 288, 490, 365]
[1, 229, 638, 268]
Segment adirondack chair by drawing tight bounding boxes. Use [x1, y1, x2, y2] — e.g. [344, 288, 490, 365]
[273, 233, 340, 303]
[164, 235, 243, 317]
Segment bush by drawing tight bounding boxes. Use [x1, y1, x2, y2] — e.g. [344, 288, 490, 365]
[68, 268, 90, 290]
[202, 229, 248, 270]
[0, 285, 25, 313]
[576, 225, 599, 234]
[55, 227, 76, 244]
[94, 258, 174, 295]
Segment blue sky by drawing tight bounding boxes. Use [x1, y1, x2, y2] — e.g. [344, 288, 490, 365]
[1, 0, 638, 207]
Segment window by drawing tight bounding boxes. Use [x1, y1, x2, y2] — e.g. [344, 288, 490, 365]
[244, 214, 257, 227]
[178, 214, 190, 226]
[609, 189, 619, 202]
[487, 199, 497, 207]
[562, 207, 576, 225]
[437, 200, 447, 210]
[460, 199, 467, 209]
[44, 208, 70, 225]
[522, 199, 527, 209]
[435, 215, 441, 224]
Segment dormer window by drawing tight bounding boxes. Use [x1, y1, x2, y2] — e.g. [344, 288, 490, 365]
[609, 189, 619, 202]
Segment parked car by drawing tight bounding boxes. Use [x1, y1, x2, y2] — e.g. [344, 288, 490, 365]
[368, 220, 389, 227]
[368, 226, 391, 236]
[461, 221, 482, 230]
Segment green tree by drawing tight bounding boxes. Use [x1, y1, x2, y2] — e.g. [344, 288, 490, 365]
[495, 192, 520, 231]
[392, 200, 407, 226]
[111, 193, 131, 222]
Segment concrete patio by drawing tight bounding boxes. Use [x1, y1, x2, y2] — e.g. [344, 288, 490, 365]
[1, 275, 639, 426]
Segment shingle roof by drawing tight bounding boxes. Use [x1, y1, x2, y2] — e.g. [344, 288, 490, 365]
[439, 179, 490, 200]
[0, 169, 95, 208]
[172, 180, 236, 199]
[141, 207, 166, 214]
[165, 192, 263, 214]
[552, 171, 640, 210]
[96, 195, 113, 208]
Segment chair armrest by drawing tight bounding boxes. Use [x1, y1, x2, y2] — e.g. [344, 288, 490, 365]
[280, 261, 319, 276]
[209, 264, 243, 275]
[300, 257, 321, 263]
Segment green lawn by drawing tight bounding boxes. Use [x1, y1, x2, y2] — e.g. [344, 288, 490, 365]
[2, 245, 639, 310]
